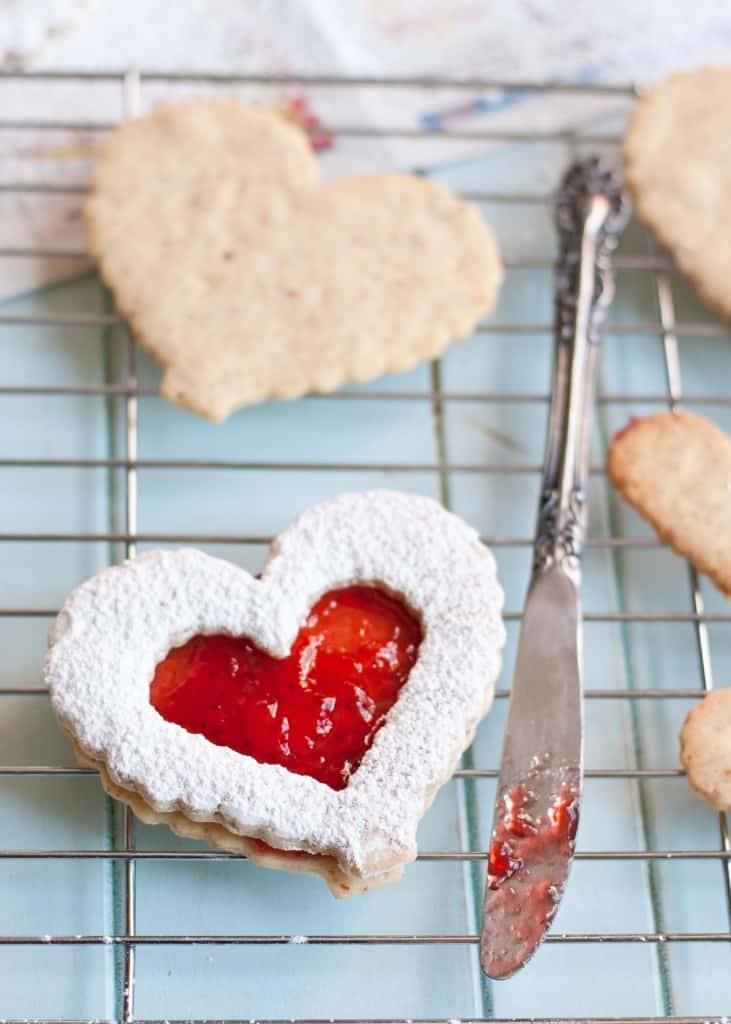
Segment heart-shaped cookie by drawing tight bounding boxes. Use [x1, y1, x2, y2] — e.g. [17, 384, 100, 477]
[624, 66, 731, 319]
[86, 100, 503, 421]
[45, 491, 505, 895]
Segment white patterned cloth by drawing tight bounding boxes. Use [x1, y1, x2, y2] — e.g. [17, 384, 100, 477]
[3, 0, 731, 300]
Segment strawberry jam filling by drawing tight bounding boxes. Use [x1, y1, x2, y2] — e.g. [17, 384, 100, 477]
[149, 585, 421, 791]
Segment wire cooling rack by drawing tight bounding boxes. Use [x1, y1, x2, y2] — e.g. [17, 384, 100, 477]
[1, 69, 731, 1024]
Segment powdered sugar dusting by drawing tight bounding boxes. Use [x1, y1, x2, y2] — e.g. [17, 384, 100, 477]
[45, 490, 504, 880]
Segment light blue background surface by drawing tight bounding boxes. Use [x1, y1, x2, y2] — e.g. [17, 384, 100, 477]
[1, 96, 731, 1021]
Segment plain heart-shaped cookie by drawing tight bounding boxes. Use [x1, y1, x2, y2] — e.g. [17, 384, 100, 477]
[86, 100, 503, 421]
[624, 66, 731, 320]
[45, 491, 505, 895]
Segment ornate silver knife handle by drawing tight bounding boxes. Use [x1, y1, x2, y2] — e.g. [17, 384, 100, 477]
[533, 158, 630, 583]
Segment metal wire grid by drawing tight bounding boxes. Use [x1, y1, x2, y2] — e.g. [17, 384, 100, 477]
[0, 69, 730, 1024]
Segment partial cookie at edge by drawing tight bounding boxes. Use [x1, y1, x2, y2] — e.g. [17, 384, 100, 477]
[680, 688, 731, 811]
[607, 410, 731, 597]
[624, 66, 731, 321]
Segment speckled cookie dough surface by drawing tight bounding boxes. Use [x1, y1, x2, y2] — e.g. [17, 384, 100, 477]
[86, 99, 503, 421]
[681, 688, 731, 811]
[624, 66, 731, 320]
[607, 410, 731, 597]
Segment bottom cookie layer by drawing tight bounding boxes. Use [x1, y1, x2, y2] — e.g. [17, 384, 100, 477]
[65, 676, 492, 896]
[72, 742, 403, 897]
[64, 657, 493, 897]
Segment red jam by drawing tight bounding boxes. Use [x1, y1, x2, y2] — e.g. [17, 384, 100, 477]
[149, 586, 421, 791]
[487, 786, 578, 892]
[282, 95, 333, 151]
[483, 782, 579, 978]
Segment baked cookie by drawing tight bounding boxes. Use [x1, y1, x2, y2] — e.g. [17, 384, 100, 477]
[607, 410, 731, 596]
[624, 66, 731, 319]
[87, 99, 503, 421]
[680, 688, 731, 811]
[45, 491, 505, 896]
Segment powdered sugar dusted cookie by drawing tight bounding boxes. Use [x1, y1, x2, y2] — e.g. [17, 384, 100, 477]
[681, 688, 731, 811]
[45, 491, 505, 896]
[607, 411, 731, 596]
[624, 67, 731, 319]
[86, 99, 502, 421]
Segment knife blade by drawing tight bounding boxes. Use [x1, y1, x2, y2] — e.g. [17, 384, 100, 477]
[480, 157, 629, 981]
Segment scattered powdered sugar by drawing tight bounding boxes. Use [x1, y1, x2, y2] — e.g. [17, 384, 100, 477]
[45, 490, 504, 880]
[288, 934, 308, 944]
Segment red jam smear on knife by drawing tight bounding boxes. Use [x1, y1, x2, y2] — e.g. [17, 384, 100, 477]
[488, 785, 579, 890]
[484, 782, 579, 976]
[150, 585, 421, 791]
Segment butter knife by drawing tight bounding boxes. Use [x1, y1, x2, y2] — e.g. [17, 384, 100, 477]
[480, 157, 629, 980]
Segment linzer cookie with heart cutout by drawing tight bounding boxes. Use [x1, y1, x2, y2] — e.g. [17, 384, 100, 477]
[86, 99, 502, 421]
[45, 491, 505, 896]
